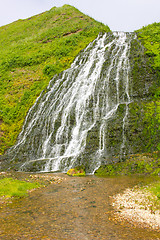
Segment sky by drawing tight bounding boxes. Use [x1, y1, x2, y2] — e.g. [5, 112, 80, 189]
[0, 0, 160, 32]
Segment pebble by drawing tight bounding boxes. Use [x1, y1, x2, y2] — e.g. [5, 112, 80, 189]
[112, 187, 160, 230]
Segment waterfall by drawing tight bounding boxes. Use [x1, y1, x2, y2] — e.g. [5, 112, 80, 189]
[8, 32, 135, 173]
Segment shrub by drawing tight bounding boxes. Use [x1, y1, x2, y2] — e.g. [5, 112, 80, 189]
[67, 167, 86, 176]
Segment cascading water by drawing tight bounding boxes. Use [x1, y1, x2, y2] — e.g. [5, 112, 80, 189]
[7, 32, 136, 173]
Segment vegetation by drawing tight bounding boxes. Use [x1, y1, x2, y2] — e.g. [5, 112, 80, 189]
[0, 177, 40, 198]
[0, 5, 159, 178]
[67, 166, 86, 176]
[149, 181, 160, 200]
[139, 180, 160, 213]
[137, 22, 160, 73]
[94, 22, 160, 177]
[95, 153, 160, 176]
[0, 4, 110, 154]
[136, 23, 160, 152]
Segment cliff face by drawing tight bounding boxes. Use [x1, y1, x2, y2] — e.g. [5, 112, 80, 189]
[121, 36, 159, 155]
[134, 23, 160, 154]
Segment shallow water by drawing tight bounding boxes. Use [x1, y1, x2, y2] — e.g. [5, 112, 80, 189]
[0, 174, 159, 239]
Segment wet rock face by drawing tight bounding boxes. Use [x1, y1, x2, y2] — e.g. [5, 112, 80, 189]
[127, 38, 159, 154]
[129, 38, 158, 99]
[1, 32, 159, 173]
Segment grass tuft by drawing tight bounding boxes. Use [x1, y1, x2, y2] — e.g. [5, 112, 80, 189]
[0, 177, 40, 198]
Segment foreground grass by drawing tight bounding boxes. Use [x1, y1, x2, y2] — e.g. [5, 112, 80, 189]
[140, 180, 160, 213]
[0, 173, 63, 203]
[0, 177, 40, 199]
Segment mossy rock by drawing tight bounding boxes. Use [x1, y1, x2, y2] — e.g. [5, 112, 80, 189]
[94, 152, 160, 176]
[67, 168, 85, 176]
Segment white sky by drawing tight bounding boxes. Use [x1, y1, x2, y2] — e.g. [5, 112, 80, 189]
[0, 0, 160, 32]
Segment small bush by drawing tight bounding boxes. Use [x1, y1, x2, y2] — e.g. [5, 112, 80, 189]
[67, 167, 86, 176]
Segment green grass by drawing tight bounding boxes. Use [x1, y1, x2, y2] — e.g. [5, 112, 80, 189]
[136, 23, 160, 153]
[0, 4, 110, 154]
[140, 181, 160, 212]
[149, 181, 160, 200]
[137, 23, 160, 71]
[0, 177, 40, 198]
[137, 22, 160, 99]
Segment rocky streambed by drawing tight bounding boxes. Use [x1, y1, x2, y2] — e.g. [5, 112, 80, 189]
[0, 172, 159, 240]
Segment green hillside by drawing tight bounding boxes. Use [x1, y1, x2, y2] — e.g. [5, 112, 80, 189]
[137, 22, 160, 91]
[136, 23, 160, 152]
[0, 5, 110, 154]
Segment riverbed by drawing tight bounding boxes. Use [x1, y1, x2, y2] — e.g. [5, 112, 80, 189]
[0, 173, 159, 239]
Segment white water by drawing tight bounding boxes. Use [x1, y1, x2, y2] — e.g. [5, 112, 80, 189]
[8, 32, 135, 173]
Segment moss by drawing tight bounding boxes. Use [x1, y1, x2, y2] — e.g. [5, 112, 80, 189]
[67, 167, 86, 176]
[134, 23, 160, 154]
[126, 31, 160, 155]
[95, 152, 160, 176]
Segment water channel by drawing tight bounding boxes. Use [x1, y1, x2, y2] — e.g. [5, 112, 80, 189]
[0, 174, 159, 239]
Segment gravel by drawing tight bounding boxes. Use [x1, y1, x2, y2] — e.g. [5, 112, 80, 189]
[112, 187, 160, 230]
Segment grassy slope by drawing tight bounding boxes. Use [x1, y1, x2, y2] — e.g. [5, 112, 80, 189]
[0, 5, 110, 154]
[137, 22, 160, 95]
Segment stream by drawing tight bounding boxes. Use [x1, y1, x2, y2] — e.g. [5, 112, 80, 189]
[0, 174, 159, 240]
